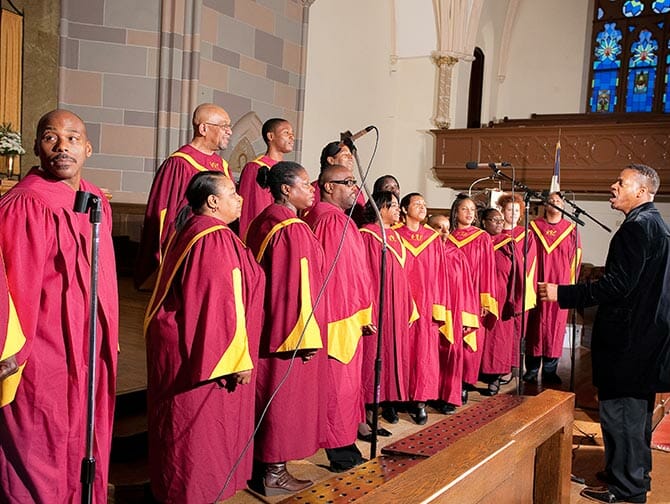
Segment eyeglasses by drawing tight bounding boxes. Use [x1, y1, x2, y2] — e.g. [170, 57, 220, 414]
[328, 179, 357, 187]
[486, 218, 505, 224]
[205, 122, 232, 131]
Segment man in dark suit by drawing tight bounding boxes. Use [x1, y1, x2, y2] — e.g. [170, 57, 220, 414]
[540, 164, 670, 504]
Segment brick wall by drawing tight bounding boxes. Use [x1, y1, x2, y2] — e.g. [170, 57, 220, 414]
[59, 0, 307, 203]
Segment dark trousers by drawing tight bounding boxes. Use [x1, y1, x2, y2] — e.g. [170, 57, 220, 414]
[599, 394, 654, 500]
[524, 355, 558, 374]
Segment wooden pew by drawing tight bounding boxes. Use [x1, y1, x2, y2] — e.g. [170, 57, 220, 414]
[280, 390, 574, 504]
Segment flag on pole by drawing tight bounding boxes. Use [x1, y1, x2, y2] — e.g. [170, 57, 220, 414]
[549, 136, 561, 194]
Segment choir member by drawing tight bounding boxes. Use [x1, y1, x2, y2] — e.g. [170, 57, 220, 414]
[303, 163, 374, 472]
[246, 161, 327, 495]
[478, 208, 522, 395]
[145, 171, 264, 503]
[447, 194, 498, 402]
[396, 193, 450, 424]
[303, 137, 366, 224]
[359, 191, 418, 425]
[237, 118, 295, 238]
[135, 103, 232, 290]
[525, 192, 582, 384]
[497, 192, 537, 371]
[0, 109, 118, 503]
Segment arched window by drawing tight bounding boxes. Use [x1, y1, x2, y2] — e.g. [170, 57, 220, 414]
[588, 0, 670, 113]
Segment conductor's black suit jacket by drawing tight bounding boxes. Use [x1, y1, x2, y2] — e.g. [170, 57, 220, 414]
[557, 202, 670, 399]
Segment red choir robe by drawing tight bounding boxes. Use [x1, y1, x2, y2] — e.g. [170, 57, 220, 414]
[359, 224, 419, 403]
[0, 168, 119, 503]
[0, 250, 25, 408]
[447, 226, 498, 385]
[246, 204, 327, 462]
[439, 244, 479, 405]
[505, 226, 538, 366]
[304, 202, 373, 448]
[480, 234, 523, 375]
[144, 214, 264, 503]
[395, 224, 450, 402]
[135, 144, 229, 289]
[237, 155, 277, 239]
[303, 181, 367, 226]
[527, 218, 582, 358]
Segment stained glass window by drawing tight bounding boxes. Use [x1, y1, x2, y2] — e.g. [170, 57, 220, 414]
[591, 23, 623, 112]
[589, 1, 670, 113]
[625, 29, 659, 111]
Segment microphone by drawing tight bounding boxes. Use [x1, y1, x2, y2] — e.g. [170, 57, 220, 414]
[465, 161, 511, 170]
[340, 125, 375, 143]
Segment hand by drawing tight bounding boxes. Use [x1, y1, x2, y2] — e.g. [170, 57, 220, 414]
[0, 355, 18, 381]
[538, 282, 558, 302]
[233, 370, 252, 385]
[300, 349, 318, 362]
[362, 324, 377, 335]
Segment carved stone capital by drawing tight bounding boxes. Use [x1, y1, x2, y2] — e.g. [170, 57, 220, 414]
[431, 52, 459, 68]
[300, 0, 317, 7]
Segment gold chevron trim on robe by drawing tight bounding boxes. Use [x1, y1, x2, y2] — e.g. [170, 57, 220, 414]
[255, 218, 307, 262]
[144, 225, 226, 335]
[327, 304, 372, 364]
[432, 304, 454, 343]
[398, 228, 440, 256]
[530, 220, 576, 254]
[0, 291, 27, 407]
[493, 236, 513, 251]
[169, 151, 230, 178]
[275, 257, 323, 352]
[448, 228, 486, 248]
[208, 268, 254, 378]
[360, 228, 407, 267]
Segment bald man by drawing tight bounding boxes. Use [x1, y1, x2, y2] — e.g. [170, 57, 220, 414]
[135, 103, 232, 289]
[0, 110, 119, 502]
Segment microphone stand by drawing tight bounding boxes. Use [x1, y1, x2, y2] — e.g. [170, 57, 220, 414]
[74, 190, 102, 504]
[351, 145, 386, 460]
[487, 165, 585, 396]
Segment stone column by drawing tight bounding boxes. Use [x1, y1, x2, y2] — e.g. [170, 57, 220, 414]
[431, 52, 458, 129]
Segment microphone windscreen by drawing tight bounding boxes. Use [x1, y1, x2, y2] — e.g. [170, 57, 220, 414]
[465, 162, 478, 170]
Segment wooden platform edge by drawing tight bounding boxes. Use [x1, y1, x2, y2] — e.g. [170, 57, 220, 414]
[356, 390, 575, 504]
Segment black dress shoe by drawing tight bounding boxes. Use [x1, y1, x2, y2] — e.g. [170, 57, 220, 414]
[357, 432, 373, 443]
[409, 405, 427, 425]
[440, 403, 457, 414]
[461, 388, 468, 404]
[381, 405, 399, 424]
[541, 372, 563, 385]
[375, 426, 392, 437]
[580, 486, 646, 503]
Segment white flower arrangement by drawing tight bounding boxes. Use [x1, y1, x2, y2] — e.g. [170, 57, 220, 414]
[0, 123, 25, 156]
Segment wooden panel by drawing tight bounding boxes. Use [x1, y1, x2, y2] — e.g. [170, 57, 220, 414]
[280, 390, 574, 504]
[355, 390, 574, 504]
[432, 122, 670, 194]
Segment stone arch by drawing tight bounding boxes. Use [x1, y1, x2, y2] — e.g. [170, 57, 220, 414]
[225, 111, 264, 179]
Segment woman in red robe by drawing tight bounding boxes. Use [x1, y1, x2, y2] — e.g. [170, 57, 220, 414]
[479, 208, 522, 395]
[245, 161, 327, 496]
[497, 192, 538, 371]
[447, 194, 498, 402]
[360, 191, 418, 426]
[145, 172, 265, 503]
[396, 193, 449, 424]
